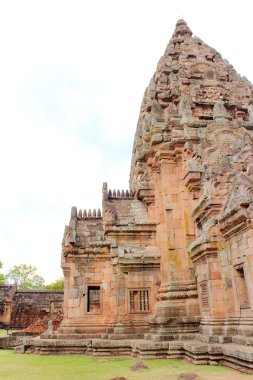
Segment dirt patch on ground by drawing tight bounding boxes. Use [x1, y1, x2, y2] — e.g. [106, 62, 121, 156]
[110, 378, 128, 380]
[130, 361, 148, 371]
[177, 373, 198, 380]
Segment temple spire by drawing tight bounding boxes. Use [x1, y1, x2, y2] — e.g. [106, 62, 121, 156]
[163, 19, 193, 55]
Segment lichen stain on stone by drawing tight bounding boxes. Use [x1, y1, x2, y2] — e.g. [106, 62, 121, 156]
[183, 211, 190, 236]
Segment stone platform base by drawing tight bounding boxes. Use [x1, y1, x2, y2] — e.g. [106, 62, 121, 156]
[15, 337, 253, 374]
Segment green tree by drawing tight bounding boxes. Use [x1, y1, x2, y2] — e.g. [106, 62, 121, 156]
[0, 261, 5, 284]
[45, 278, 64, 290]
[6, 264, 45, 290]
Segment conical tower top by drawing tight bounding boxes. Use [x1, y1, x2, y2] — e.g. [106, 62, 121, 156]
[172, 19, 193, 38]
[130, 19, 253, 190]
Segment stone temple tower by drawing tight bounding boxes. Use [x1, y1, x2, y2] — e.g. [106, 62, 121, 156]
[25, 20, 253, 372]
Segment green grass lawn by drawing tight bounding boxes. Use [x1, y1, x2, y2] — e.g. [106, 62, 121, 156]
[0, 329, 17, 336]
[0, 349, 251, 380]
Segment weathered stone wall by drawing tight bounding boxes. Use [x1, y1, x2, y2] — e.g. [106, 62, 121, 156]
[0, 285, 63, 328]
[0, 285, 16, 326]
[60, 193, 160, 336]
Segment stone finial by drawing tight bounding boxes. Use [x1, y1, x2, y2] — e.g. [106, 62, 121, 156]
[172, 19, 193, 38]
[108, 189, 112, 197]
[97, 208, 101, 217]
[93, 209, 97, 217]
[88, 209, 92, 217]
[102, 182, 108, 201]
[71, 206, 77, 218]
[121, 190, 125, 198]
[113, 190, 116, 197]
[126, 190, 130, 198]
[248, 104, 253, 125]
[83, 209, 87, 218]
[78, 209, 82, 218]
[117, 190, 120, 197]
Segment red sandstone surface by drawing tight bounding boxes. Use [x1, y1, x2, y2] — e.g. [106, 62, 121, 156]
[22, 311, 63, 334]
[0, 285, 63, 328]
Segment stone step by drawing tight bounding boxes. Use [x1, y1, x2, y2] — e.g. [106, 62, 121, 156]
[232, 335, 253, 346]
[16, 337, 253, 372]
[42, 333, 101, 340]
[222, 343, 253, 370]
[170, 340, 222, 355]
[197, 334, 232, 343]
[144, 334, 177, 341]
[106, 333, 144, 340]
[144, 333, 198, 342]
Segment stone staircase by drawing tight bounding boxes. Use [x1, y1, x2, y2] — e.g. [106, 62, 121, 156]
[14, 334, 253, 373]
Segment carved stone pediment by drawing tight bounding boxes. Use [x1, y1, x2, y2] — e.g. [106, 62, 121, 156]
[103, 201, 116, 224]
[213, 100, 230, 122]
[131, 161, 153, 194]
[63, 226, 76, 246]
[223, 173, 253, 214]
[218, 173, 253, 238]
[219, 205, 249, 239]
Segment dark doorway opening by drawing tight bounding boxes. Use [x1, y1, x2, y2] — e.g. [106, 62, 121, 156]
[87, 286, 100, 313]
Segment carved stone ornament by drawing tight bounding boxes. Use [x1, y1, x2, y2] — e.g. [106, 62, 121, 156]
[248, 104, 253, 125]
[223, 173, 253, 212]
[103, 201, 116, 223]
[213, 100, 229, 121]
[132, 161, 151, 191]
[179, 94, 192, 124]
[63, 226, 76, 246]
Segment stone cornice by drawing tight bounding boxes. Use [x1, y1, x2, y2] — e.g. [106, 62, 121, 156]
[104, 224, 157, 236]
[192, 196, 223, 225]
[119, 259, 160, 272]
[189, 240, 220, 264]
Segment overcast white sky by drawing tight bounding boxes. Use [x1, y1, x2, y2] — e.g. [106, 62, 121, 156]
[0, 0, 253, 283]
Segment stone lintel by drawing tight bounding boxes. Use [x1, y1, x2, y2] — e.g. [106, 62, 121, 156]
[136, 187, 155, 204]
[184, 170, 202, 191]
[68, 254, 111, 262]
[119, 261, 160, 272]
[105, 225, 157, 235]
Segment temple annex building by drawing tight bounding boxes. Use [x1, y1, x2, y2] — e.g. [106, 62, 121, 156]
[22, 20, 253, 372]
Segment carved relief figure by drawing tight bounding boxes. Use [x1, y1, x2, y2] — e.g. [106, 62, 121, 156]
[103, 201, 116, 223]
[179, 94, 192, 123]
[213, 100, 229, 121]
